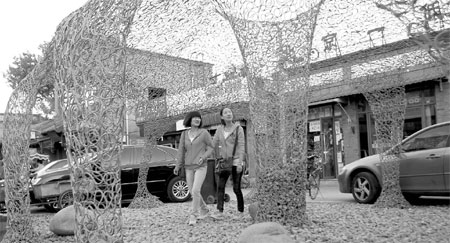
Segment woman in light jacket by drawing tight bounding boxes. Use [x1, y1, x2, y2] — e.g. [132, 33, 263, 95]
[174, 111, 213, 225]
[211, 107, 245, 217]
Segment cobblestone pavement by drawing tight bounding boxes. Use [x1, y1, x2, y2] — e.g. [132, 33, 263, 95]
[3, 184, 450, 242]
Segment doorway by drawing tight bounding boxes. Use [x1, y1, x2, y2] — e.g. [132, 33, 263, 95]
[307, 116, 337, 179]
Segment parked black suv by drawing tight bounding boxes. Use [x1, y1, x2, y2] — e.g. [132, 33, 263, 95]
[0, 145, 190, 212]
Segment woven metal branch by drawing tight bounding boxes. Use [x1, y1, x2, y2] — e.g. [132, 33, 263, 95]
[374, 0, 450, 66]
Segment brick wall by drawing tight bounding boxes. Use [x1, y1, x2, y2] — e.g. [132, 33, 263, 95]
[435, 81, 450, 123]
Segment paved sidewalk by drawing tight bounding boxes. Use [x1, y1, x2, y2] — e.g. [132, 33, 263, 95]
[226, 179, 354, 203]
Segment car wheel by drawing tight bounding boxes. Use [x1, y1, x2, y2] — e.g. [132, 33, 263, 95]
[167, 177, 190, 202]
[44, 202, 59, 212]
[351, 172, 380, 204]
[58, 190, 74, 209]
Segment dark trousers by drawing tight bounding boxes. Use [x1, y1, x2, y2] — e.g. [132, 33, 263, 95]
[216, 166, 244, 212]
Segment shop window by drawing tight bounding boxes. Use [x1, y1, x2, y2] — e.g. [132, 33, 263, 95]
[404, 117, 422, 138]
[308, 105, 333, 120]
[334, 106, 342, 116]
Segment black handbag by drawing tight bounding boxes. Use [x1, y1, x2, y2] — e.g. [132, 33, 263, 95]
[215, 128, 238, 174]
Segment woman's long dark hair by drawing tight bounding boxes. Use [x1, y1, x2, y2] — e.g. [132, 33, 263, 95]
[219, 107, 229, 125]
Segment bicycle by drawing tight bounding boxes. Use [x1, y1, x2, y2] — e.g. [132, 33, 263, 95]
[307, 154, 323, 200]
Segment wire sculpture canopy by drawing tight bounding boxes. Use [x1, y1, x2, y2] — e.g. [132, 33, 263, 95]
[2, 0, 449, 241]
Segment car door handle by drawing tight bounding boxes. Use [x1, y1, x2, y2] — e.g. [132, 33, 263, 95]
[426, 154, 441, 159]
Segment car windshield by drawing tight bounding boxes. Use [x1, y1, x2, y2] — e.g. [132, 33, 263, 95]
[43, 159, 68, 172]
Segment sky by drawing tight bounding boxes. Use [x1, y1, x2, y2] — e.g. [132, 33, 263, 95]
[0, 0, 88, 114]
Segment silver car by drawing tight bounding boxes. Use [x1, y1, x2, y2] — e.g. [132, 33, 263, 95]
[338, 121, 450, 204]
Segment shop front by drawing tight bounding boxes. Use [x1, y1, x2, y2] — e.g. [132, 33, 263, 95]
[307, 100, 346, 179]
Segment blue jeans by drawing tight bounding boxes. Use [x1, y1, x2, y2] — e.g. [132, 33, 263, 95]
[185, 166, 208, 216]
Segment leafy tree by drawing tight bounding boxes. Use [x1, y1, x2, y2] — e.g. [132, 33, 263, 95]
[3, 43, 55, 117]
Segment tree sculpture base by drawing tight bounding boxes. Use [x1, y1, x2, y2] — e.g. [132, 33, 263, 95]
[128, 194, 164, 209]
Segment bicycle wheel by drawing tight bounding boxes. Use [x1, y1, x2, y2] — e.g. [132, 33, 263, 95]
[308, 172, 320, 200]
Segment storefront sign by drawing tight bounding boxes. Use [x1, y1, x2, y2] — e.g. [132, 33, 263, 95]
[314, 136, 320, 142]
[407, 96, 421, 105]
[309, 120, 321, 132]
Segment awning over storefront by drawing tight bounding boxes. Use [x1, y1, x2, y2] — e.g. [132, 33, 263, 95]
[142, 101, 251, 133]
[29, 136, 51, 146]
[309, 97, 347, 107]
[201, 112, 221, 127]
[309, 97, 352, 123]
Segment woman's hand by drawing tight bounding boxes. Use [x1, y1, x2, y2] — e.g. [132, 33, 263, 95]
[198, 157, 204, 165]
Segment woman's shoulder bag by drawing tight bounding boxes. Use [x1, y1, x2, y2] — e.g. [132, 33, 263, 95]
[215, 127, 238, 174]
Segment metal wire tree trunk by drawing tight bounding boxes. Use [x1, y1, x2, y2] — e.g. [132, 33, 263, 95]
[368, 0, 449, 207]
[212, 0, 324, 226]
[2, 55, 51, 242]
[362, 84, 410, 208]
[51, 1, 141, 242]
[127, 100, 170, 209]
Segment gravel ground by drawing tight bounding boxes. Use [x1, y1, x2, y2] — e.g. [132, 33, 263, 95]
[12, 199, 450, 243]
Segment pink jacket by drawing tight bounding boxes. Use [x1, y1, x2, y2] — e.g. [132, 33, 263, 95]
[212, 123, 245, 167]
[176, 128, 213, 170]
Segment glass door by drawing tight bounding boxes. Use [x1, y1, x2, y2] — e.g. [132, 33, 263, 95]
[321, 118, 336, 178]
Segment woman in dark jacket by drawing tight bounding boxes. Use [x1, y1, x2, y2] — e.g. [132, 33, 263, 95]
[211, 107, 245, 218]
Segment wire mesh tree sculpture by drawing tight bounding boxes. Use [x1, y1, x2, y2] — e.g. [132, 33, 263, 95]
[309, 0, 444, 208]
[2, 49, 52, 242]
[205, 0, 324, 226]
[124, 0, 247, 211]
[375, 0, 449, 69]
[2, 0, 141, 242]
[125, 83, 168, 209]
[5, 0, 447, 241]
[355, 0, 450, 207]
[356, 75, 411, 208]
[51, 1, 142, 241]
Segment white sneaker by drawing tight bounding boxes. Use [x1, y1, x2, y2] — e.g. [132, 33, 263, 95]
[210, 211, 223, 220]
[198, 208, 210, 219]
[188, 215, 197, 226]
